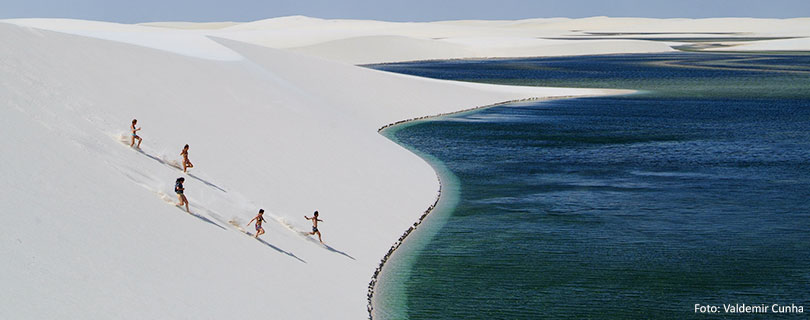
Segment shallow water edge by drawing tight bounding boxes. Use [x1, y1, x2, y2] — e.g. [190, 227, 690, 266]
[367, 93, 635, 319]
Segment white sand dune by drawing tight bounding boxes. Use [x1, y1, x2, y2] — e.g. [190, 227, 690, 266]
[6, 18, 243, 60]
[293, 35, 674, 64]
[506, 17, 810, 34]
[0, 20, 619, 319]
[139, 21, 240, 30]
[1, 15, 808, 319]
[10, 16, 810, 64]
[289, 35, 475, 64]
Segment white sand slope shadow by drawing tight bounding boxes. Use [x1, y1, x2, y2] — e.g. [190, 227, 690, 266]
[110, 138, 226, 230]
[228, 219, 307, 263]
[119, 125, 298, 259]
[114, 134, 228, 193]
[273, 216, 355, 260]
[115, 133, 182, 169]
[185, 172, 227, 193]
[116, 133, 262, 235]
[155, 190, 225, 229]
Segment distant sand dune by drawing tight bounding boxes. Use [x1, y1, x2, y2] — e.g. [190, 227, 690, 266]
[6, 16, 810, 64]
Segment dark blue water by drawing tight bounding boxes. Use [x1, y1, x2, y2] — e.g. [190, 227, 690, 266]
[371, 53, 810, 319]
[371, 53, 810, 99]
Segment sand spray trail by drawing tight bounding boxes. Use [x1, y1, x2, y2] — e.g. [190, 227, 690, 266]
[61, 124, 317, 252]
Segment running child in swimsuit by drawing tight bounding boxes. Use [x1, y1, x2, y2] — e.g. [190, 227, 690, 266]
[246, 209, 266, 238]
[180, 144, 193, 173]
[130, 119, 142, 148]
[175, 177, 189, 213]
[304, 211, 323, 243]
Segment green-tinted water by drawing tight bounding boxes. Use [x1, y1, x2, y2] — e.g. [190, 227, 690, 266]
[372, 53, 810, 319]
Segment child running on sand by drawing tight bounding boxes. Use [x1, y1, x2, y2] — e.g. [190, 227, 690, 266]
[180, 144, 193, 173]
[130, 119, 142, 148]
[246, 209, 266, 238]
[175, 177, 189, 213]
[304, 211, 323, 243]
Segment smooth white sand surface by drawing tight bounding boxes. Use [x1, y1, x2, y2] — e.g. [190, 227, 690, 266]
[139, 21, 240, 29]
[1, 15, 807, 319]
[0, 19, 621, 319]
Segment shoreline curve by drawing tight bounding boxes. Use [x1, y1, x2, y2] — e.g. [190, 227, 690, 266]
[366, 92, 633, 319]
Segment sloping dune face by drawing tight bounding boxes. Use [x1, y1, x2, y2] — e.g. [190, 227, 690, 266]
[4, 15, 805, 319]
[0, 21, 608, 319]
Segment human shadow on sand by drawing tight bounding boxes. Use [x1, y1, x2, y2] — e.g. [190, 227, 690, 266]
[249, 236, 307, 264]
[134, 148, 227, 193]
[300, 233, 356, 260]
[178, 206, 226, 230]
[323, 244, 356, 261]
[187, 173, 227, 193]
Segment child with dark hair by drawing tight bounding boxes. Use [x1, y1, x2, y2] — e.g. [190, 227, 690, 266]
[247, 209, 266, 239]
[175, 177, 189, 213]
[180, 144, 193, 173]
[304, 211, 324, 243]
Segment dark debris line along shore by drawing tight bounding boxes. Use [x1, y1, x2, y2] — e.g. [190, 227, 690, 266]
[366, 95, 584, 319]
